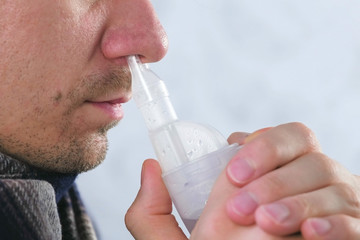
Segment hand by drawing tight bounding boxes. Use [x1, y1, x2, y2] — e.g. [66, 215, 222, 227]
[125, 159, 188, 240]
[189, 130, 303, 239]
[224, 123, 360, 239]
[125, 122, 360, 239]
[126, 159, 302, 240]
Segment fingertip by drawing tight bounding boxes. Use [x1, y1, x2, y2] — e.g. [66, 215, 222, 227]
[226, 192, 257, 226]
[141, 159, 161, 184]
[255, 203, 296, 236]
[301, 218, 332, 240]
[227, 132, 250, 145]
[142, 158, 160, 170]
[309, 218, 331, 236]
[136, 159, 173, 216]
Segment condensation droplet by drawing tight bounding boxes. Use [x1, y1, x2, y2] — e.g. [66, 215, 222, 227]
[193, 129, 199, 136]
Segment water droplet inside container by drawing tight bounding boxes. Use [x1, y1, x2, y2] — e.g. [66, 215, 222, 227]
[193, 129, 199, 136]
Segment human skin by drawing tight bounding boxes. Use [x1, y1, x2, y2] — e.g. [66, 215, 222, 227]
[0, 0, 167, 173]
[1, 0, 360, 239]
[126, 123, 360, 239]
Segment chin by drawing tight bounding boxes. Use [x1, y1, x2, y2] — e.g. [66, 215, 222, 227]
[58, 137, 109, 174]
[30, 132, 110, 174]
[1, 122, 115, 174]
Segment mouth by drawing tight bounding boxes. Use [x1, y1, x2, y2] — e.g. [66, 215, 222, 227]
[76, 65, 132, 127]
[85, 93, 131, 121]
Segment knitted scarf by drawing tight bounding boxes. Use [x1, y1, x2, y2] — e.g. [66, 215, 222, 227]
[0, 153, 98, 240]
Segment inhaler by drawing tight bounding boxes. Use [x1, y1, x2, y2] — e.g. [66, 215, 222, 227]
[127, 56, 240, 232]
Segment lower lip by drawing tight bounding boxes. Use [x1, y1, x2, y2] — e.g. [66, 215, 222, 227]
[87, 101, 124, 120]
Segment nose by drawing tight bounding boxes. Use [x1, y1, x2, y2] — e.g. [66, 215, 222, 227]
[101, 0, 168, 63]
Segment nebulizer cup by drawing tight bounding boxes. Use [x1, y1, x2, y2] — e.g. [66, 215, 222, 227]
[127, 55, 240, 232]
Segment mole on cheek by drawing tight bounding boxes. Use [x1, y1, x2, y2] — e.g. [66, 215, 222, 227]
[53, 92, 63, 104]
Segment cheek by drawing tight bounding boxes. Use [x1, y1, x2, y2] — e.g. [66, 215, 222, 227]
[0, 46, 65, 127]
[0, 1, 106, 127]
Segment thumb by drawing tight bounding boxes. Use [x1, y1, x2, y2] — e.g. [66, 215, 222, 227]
[125, 159, 187, 240]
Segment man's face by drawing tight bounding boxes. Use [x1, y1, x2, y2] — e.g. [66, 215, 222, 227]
[0, 0, 168, 173]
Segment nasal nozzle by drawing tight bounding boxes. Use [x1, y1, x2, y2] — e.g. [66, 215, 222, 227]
[127, 55, 178, 131]
[127, 55, 152, 102]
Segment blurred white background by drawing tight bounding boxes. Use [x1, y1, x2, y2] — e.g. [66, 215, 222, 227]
[77, 1, 360, 239]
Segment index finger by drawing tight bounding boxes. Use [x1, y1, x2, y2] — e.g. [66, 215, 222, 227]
[227, 132, 250, 145]
[226, 122, 321, 186]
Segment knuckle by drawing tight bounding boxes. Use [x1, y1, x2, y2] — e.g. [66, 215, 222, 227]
[287, 122, 320, 151]
[288, 122, 312, 135]
[124, 211, 133, 230]
[310, 152, 340, 180]
[124, 206, 138, 232]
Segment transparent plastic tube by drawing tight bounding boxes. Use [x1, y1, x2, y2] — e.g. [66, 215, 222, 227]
[127, 56, 240, 232]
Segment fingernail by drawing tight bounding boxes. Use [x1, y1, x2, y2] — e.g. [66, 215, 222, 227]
[310, 218, 331, 236]
[228, 157, 255, 183]
[229, 192, 258, 216]
[263, 203, 290, 223]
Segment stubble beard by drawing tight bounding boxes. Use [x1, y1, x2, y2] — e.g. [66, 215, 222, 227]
[41, 122, 117, 174]
[0, 67, 130, 174]
[0, 119, 120, 174]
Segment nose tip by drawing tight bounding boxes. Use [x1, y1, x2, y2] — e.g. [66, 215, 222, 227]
[101, 0, 168, 64]
[137, 23, 169, 64]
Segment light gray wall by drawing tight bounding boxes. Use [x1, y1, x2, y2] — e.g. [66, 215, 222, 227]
[77, 1, 360, 239]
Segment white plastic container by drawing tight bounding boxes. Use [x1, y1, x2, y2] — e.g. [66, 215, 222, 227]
[128, 56, 240, 232]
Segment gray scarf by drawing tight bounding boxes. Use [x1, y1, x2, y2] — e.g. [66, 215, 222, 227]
[0, 153, 98, 240]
